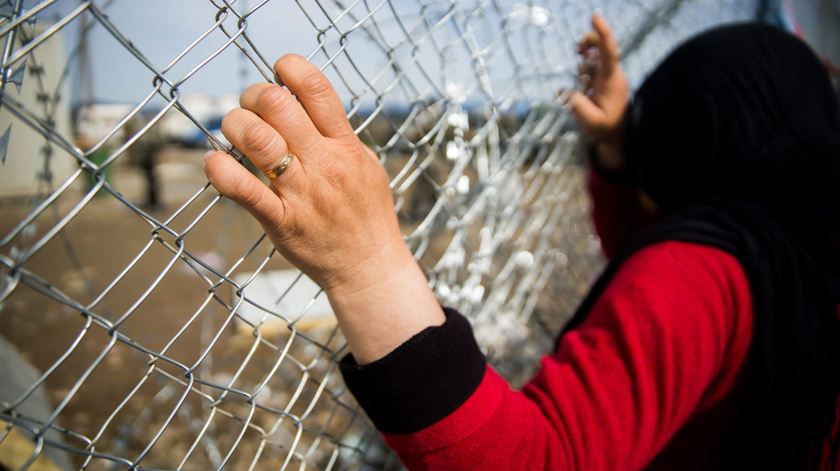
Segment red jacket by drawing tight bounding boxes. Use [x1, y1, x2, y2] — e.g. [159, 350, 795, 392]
[339, 169, 837, 470]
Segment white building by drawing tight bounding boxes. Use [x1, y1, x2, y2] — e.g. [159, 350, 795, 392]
[0, 23, 74, 198]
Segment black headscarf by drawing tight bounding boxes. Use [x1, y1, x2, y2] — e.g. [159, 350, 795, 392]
[564, 24, 840, 469]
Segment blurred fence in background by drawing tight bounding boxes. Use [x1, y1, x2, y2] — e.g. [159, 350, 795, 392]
[0, 0, 763, 469]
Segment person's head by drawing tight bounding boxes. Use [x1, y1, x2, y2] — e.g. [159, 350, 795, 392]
[624, 23, 840, 221]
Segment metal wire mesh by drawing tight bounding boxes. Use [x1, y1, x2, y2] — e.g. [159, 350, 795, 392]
[0, 0, 759, 469]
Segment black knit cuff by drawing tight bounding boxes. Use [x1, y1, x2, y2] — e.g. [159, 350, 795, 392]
[339, 307, 487, 434]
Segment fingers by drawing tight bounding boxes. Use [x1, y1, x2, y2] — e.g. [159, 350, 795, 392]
[567, 90, 609, 134]
[204, 151, 287, 231]
[576, 16, 620, 87]
[591, 15, 620, 73]
[577, 31, 600, 55]
[240, 82, 321, 153]
[221, 108, 293, 180]
[274, 54, 354, 139]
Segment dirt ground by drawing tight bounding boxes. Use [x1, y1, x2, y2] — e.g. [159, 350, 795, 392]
[0, 146, 602, 470]
[0, 147, 391, 470]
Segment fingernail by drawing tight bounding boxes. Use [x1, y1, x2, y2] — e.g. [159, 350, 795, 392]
[203, 150, 215, 163]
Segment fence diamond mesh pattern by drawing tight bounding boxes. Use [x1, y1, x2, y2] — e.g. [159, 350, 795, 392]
[0, 0, 758, 469]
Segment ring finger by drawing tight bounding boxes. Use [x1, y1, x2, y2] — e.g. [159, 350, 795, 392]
[221, 108, 302, 191]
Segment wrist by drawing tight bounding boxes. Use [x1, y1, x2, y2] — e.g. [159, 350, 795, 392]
[325, 245, 445, 364]
[594, 137, 625, 171]
[325, 242, 416, 302]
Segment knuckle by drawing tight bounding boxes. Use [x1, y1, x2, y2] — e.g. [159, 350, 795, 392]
[300, 72, 332, 98]
[234, 177, 264, 208]
[256, 85, 290, 113]
[321, 162, 350, 189]
[241, 124, 274, 155]
[240, 83, 269, 107]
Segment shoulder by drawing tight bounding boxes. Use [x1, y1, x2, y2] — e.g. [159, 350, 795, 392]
[596, 240, 752, 325]
[587, 240, 753, 404]
[595, 240, 752, 332]
[614, 241, 747, 294]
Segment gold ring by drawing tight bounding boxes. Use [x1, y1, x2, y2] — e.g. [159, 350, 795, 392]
[262, 153, 295, 180]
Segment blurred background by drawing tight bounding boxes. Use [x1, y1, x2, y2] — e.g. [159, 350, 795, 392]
[0, 0, 838, 469]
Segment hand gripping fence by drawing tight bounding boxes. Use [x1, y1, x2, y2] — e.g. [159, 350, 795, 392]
[0, 1, 758, 469]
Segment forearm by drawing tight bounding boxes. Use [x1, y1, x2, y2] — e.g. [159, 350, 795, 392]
[586, 135, 659, 259]
[388, 368, 567, 471]
[594, 139, 624, 171]
[326, 246, 445, 364]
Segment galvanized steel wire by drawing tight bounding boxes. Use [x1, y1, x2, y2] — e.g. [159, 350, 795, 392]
[0, 0, 758, 469]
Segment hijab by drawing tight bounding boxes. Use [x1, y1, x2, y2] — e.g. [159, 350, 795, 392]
[564, 23, 840, 469]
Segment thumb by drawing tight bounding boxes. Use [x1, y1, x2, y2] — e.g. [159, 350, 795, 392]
[203, 151, 286, 230]
[568, 90, 609, 134]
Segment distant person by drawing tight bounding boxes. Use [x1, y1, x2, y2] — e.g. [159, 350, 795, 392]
[125, 116, 164, 210]
[203, 18, 839, 470]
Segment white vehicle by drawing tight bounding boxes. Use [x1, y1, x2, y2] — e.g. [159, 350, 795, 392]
[74, 102, 134, 146]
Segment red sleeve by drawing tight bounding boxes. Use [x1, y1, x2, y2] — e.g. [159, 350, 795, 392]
[379, 241, 753, 470]
[587, 167, 652, 259]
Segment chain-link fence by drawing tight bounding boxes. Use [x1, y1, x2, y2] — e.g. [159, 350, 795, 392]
[0, 0, 759, 469]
